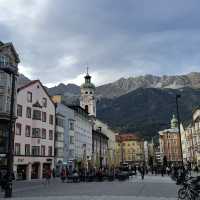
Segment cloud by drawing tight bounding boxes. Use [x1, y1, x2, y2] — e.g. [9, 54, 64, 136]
[1, 0, 200, 86]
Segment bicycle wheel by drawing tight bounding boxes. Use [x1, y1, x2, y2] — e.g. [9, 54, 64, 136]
[178, 188, 187, 199]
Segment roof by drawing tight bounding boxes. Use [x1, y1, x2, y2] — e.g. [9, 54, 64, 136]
[116, 133, 143, 142]
[159, 127, 179, 135]
[0, 41, 20, 63]
[17, 80, 55, 107]
[92, 129, 109, 140]
[68, 105, 89, 117]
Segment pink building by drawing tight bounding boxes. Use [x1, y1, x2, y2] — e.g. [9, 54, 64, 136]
[14, 80, 55, 180]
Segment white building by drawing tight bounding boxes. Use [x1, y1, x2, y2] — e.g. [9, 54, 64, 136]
[54, 113, 65, 173]
[14, 80, 55, 180]
[54, 102, 76, 169]
[93, 119, 116, 166]
[68, 105, 93, 163]
[80, 71, 96, 117]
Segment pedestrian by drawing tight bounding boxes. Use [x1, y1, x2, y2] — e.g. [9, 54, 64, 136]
[52, 168, 56, 178]
[60, 168, 66, 183]
[44, 168, 51, 185]
[166, 166, 170, 176]
[140, 165, 145, 180]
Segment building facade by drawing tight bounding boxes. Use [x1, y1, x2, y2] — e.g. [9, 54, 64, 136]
[181, 108, 200, 166]
[93, 119, 116, 167]
[0, 42, 19, 168]
[68, 106, 93, 164]
[159, 115, 182, 164]
[115, 134, 144, 165]
[92, 128, 108, 168]
[14, 80, 55, 180]
[55, 103, 75, 169]
[54, 113, 65, 174]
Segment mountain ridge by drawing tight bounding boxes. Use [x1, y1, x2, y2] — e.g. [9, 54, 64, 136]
[46, 72, 200, 99]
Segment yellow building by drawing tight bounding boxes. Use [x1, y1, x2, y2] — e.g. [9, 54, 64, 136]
[115, 134, 144, 165]
[51, 95, 62, 103]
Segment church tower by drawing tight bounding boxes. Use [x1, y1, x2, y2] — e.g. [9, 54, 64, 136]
[80, 70, 96, 117]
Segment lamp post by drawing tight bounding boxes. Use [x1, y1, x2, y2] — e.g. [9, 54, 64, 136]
[0, 55, 18, 198]
[176, 94, 184, 167]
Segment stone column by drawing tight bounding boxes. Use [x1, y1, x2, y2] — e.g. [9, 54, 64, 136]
[39, 163, 43, 179]
[27, 163, 32, 181]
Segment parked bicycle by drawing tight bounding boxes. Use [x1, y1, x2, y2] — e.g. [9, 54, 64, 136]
[178, 176, 200, 200]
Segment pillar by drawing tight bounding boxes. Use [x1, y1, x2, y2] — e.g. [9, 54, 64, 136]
[39, 163, 43, 179]
[27, 163, 32, 181]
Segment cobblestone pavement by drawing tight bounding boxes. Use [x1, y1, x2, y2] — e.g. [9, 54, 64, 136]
[0, 175, 179, 200]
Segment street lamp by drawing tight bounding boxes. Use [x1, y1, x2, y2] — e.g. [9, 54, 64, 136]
[176, 94, 184, 166]
[0, 52, 18, 198]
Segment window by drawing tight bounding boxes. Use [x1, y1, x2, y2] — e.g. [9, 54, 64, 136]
[85, 105, 88, 113]
[42, 112, 46, 122]
[56, 117, 64, 127]
[33, 110, 41, 120]
[0, 55, 9, 66]
[25, 125, 31, 137]
[15, 143, 20, 155]
[55, 132, 63, 142]
[32, 128, 41, 138]
[70, 136, 74, 144]
[26, 107, 31, 118]
[48, 146, 52, 156]
[32, 146, 40, 156]
[49, 115, 54, 125]
[42, 98, 47, 107]
[16, 123, 22, 135]
[69, 120, 74, 130]
[42, 128, 46, 139]
[6, 96, 10, 112]
[25, 144, 30, 156]
[0, 128, 7, 154]
[69, 149, 74, 158]
[17, 104, 22, 117]
[27, 92, 32, 103]
[0, 95, 4, 112]
[49, 130, 53, 140]
[41, 145, 45, 156]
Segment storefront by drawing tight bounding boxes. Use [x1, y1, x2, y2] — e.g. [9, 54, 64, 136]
[16, 165, 27, 180]
[31, 162, 40, 179]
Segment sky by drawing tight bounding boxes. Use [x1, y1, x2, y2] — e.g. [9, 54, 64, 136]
[1, 0, 200, 87]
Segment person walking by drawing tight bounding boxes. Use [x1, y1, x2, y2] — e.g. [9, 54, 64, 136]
[140, 165, 145, 180]
[52, 168, 56, 178]
[60, 168, 66, 183]
[44, 168, 51, 185]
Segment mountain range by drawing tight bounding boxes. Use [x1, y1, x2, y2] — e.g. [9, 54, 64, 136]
[17, 72, 200, 139]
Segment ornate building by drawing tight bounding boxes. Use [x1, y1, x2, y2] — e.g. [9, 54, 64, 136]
[115, 133, 144, 165]
[0, 41, 19, 168]
[80, 71, 96, 117]
[159, 115, 182, 164]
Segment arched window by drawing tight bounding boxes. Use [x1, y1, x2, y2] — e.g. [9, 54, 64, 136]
[85, 105, 88, 113]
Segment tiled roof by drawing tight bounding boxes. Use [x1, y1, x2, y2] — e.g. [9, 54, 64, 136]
[116, 133, 143, 142]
